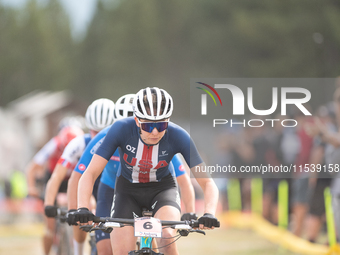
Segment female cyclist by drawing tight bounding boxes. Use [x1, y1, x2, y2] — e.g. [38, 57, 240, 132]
[44, 98, 115, 255]
[75, 87, 219, 255]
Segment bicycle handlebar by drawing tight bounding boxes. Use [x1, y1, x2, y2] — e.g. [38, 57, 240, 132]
[80, 224, 206, 236]
[80, 216, 210, 236]
[57, 207, 68, 216]
[92, 216, 202, 228]
[56, 207, 68, 223]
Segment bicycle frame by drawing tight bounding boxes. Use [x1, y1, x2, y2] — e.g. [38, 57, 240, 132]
[129, 237, 157, 255]
[140, 237, 153, 249]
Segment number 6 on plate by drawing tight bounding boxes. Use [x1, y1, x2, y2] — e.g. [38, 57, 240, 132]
[134, 217, 162, 238]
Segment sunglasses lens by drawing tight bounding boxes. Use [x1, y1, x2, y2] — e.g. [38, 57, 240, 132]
[155, 122, 168, 132]
[140, 123, 153, 132]
[140, 122, 168, 133]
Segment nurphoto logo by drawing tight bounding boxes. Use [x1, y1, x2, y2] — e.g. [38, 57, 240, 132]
[197, 82, 312, 128]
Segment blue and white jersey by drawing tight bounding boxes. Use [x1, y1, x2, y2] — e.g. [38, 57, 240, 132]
[96, 117, 202, 183]
[74, 126, 120, 189]
[171, 154, 187, 178]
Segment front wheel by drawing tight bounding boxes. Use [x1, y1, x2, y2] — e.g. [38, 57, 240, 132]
[55, 222, 73, 255]
[89, 232, 97, 255]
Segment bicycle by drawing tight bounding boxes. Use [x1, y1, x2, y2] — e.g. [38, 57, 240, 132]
[49, 207, 98, 255]
[52, 207, 73, 255]
[28, 194, 74, 255]
[80, 213, 219, 255]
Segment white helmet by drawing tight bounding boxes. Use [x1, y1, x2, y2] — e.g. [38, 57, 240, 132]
[85, 98, 115, 131]
[58, 115, 85, 131]
[133, 87, 173, 120]
[114, 94, 135, 120]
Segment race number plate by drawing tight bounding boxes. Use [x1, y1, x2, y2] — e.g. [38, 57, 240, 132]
[134, 217, 162, 238]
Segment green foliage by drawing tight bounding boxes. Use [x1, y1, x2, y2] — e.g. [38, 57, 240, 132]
[1, 0, 340, 115]
[0, 0, 74, 106]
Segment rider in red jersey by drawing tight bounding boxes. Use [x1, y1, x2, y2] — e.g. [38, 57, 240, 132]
[26, 124, 84, 255]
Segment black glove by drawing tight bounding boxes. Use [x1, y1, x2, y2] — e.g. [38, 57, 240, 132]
[45, 205, 58, 218]
[74, 207, 95, 223]
[66, 209, 77, 226]
[181, 213, 198, 221]
[198, 213, 220, 228]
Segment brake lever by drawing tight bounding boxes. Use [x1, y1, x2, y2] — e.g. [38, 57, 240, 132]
[79, 225, 95, 232]
[194, 229, 206, 235]
[102, 227, 113, 233]
[80, 223, 114, 234]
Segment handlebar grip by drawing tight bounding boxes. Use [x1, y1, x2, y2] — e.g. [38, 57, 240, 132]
[190, 220, 200, 228]
[93, 216, 102, 223]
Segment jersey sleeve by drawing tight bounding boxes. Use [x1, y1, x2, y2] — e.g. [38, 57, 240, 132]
[33, 137, 58, 166]
[171, 154, 187, 177]
[99, 149, 121, 189]
[95, 121, 124, 160]
[58, 135, 86, 168]
[74, 131, 107, 174]
[171, 124, 203, 168]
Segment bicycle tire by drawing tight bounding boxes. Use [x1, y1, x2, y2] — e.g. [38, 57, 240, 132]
[55, 220, 73, 255]
[89, 232, 97, 255]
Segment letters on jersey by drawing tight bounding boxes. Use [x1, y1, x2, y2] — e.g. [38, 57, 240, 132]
[123, 140, 168, 183]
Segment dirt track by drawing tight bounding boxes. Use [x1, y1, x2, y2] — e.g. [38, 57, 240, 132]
[0, 220, 299, 255]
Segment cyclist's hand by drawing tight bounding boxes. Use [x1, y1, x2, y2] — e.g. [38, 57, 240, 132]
[66, 209, 78, 226]
[44, 205, 58, 218]
[74, 207, 95, 224]
[181, 212, 198, 221]
[198, 213, 220, 229]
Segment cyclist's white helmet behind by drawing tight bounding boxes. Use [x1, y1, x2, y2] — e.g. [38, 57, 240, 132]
[114, 94, 135, 120]
[85, 98, 115, 131]
[133, 87, 173, 121]
[58, 115, 85, 131]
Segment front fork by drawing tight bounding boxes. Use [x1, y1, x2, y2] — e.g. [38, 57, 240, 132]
[140, 237, 152, 249]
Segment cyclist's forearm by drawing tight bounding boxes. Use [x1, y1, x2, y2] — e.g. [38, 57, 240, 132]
[77, 154, 107, 208]
[44, 179, 59, 206]
[44, 164, 68, 205]
[67, 172, 81, 210]
[26, 162, 43, 193]
[191, 163, 219, 215]
[201, 180, 219, 215]
[194, 175, 219, 215]
[181, 186, 195, 213]
[77, 173, 95, 209]
[177, 175, 195, 213]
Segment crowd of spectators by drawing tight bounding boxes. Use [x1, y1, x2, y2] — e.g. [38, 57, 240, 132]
[209, 86, 340, 244]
